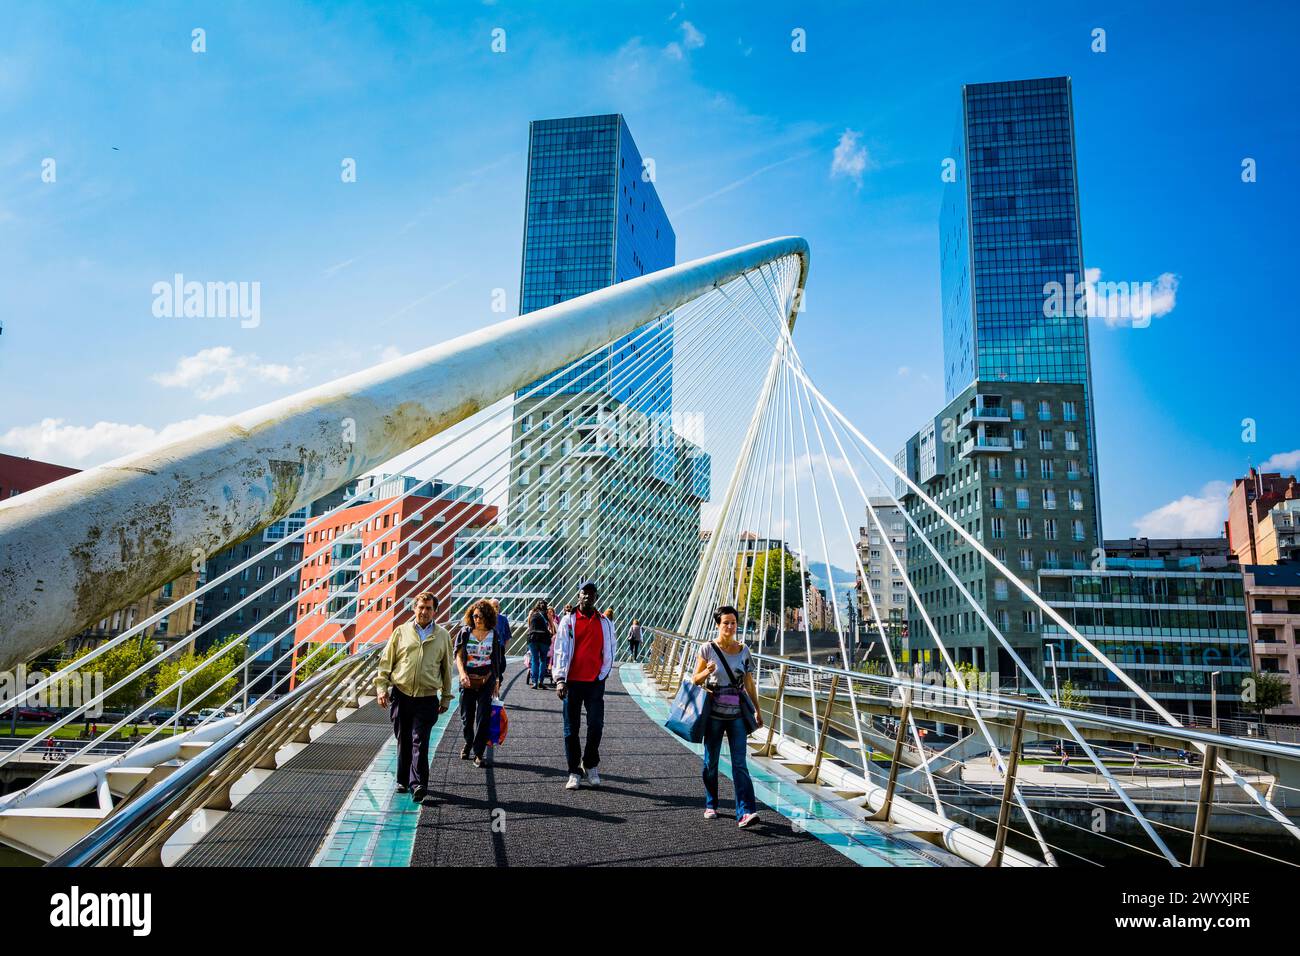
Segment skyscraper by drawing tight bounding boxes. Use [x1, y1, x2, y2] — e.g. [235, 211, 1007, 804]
[940, 76, 1101, 532]
[468, 114, 708, 630]
[895, 77, 1104, 680]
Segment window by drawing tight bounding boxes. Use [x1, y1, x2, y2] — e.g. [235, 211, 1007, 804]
[1071, 520, 1086, 541]
[1068, 489, 1083, 511]
[1019, 548, 1033, 570]
[1039, 430, 1054, 451]
[1011, 400, 1025, 420]
[1044, 518, 1058, 539]
[994, 578, 1009, 600]
[1022, 610, 1037, 632]
[1042, 489, 1057, 510]
[987, 458, 1002, 479]
[1041, 460, 1055, 480]
[1017, 517, 1032, 539]
[1038, 401, 1052, 420]
[991, 518, 1005, 540]
[1064, 430, 1079, 451]
[539, 493, 549, 512]
[1015, 488, 1029, 509]
[1062, 401, 1078, 421]
[1013, 428, 1026, 449]
[989, 487, 1004, 508]
[1014, 458, 1028, 480]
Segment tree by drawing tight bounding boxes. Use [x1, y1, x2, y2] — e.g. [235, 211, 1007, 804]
[1242, 671, 1291, 715]
[744, 548, 805, 622]
[155, 636, 243, 713]
[61, 640, 154, 712]
[946, 661, 984, 695]
[1059, 680, 1089, 711]
[294, 643, 347, 685]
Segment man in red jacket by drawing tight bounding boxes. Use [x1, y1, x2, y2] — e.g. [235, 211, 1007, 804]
[553, 581, 615, 790]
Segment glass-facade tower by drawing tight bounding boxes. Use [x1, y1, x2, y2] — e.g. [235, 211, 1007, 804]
[517, 114, 675, 420]
[940, 77, 1101, 536]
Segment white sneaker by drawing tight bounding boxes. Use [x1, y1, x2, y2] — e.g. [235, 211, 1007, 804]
[565, 773, 582, 790]
[584, 767, 601, 787]
[704, 809, 718, 820]
[737, 812, 760, 829]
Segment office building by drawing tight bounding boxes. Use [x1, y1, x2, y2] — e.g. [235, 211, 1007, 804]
[1256, 499, 1300, 565]
[857, 498, 908, 642]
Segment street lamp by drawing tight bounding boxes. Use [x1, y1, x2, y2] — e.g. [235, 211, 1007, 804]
[1047, 643, 1063, 754]
[174, 668, 188, 734]
[1210, 671, 1221, 731]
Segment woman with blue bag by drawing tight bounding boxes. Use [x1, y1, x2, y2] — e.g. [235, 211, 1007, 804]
[689, 605, 763, 828]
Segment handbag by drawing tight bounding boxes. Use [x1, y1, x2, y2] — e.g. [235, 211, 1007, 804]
[488, 698, 509, 746]
[666, 672, 712, 743]
[710, 642, 759, 734]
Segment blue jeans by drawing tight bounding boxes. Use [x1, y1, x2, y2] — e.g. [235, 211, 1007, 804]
[529, 641, 550, 685]
[702, 715, 756, 819]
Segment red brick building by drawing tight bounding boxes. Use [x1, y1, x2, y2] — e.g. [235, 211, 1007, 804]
[0, 452, 79, 499]
[293, 493, 497, 661]
[1226, 468, 1299, 565]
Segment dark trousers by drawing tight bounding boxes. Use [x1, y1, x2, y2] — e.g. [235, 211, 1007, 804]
[459, 670, 496, 759]
[628, 639, 641, 661]
[562, 679, 605, 774]
[389, 688, 440, 791]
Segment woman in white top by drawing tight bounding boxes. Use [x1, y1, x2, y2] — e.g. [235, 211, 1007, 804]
[690, 604, 763, 828]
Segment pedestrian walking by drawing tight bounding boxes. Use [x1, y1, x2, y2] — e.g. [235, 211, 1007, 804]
[553, 583, 615, 790]
[490, 598, 512, 672]
[628, 618, 643, 661]
[375, 592, 453, 804]
[455, 599, 506, 768]
[690, 604, 762, 827]
[527, 599, 552, 689]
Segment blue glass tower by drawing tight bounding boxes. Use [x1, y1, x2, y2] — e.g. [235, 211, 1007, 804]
[940, 76, 1101, 530]
[517, 114, 675, 419]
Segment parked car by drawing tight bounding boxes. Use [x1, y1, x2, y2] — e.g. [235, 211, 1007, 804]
[146, 710, 175, 725]
[16, 707, 58, 722]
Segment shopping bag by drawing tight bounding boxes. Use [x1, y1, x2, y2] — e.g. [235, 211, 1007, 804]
[488, 698, 509, 746]
[666, 679, 711, 743]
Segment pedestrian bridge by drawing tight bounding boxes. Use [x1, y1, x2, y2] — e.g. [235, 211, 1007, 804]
[2, 237, 1299, 868]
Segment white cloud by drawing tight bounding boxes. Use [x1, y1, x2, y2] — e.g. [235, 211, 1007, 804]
[830, 129, 872, 184]
[663, 41, 684, 61]
[151, 346, 305, 401]
[1261, 449, 1300, 473]
[1085, 267, 1180, 327]
[680, 21, 706, 49]
[1133, 480, 1232, 538]
[897, 366, 911, 377]
[0, 415, 227, 467]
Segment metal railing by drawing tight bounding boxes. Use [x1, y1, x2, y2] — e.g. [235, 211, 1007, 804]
[49, 643, 380, 867]
[642, 627, 1300, 867]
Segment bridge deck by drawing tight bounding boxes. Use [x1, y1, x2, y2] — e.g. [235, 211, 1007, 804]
[410, 668, 855, 867]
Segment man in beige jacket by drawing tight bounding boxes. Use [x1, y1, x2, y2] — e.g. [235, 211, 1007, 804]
[375, 592, 452, 804]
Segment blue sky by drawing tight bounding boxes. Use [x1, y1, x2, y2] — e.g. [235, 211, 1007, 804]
[1, 0, 1297, 542]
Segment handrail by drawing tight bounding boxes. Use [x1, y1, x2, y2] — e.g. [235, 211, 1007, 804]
[647, 627, 1300, 763]
[47, 643, 380, 867]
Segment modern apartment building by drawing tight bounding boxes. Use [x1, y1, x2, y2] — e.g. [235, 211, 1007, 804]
[1242, 563, 1300, 720]
[1256, 500, 1300, 565]
[1039, 557, 1252, 722]
[896, 382, 1100, 678]
[1225, 468, 1298, 564]
[857, 498, 908, 641]
[293, 490, 497, 659]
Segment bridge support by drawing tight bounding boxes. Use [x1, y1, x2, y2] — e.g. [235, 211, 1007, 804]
[799, 675, 839, 785]
[867, 688, 912, 823]
[1190, 744, 1219, 867]
[987, 708, 1026, 868]
[754, 665, 788, 758]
